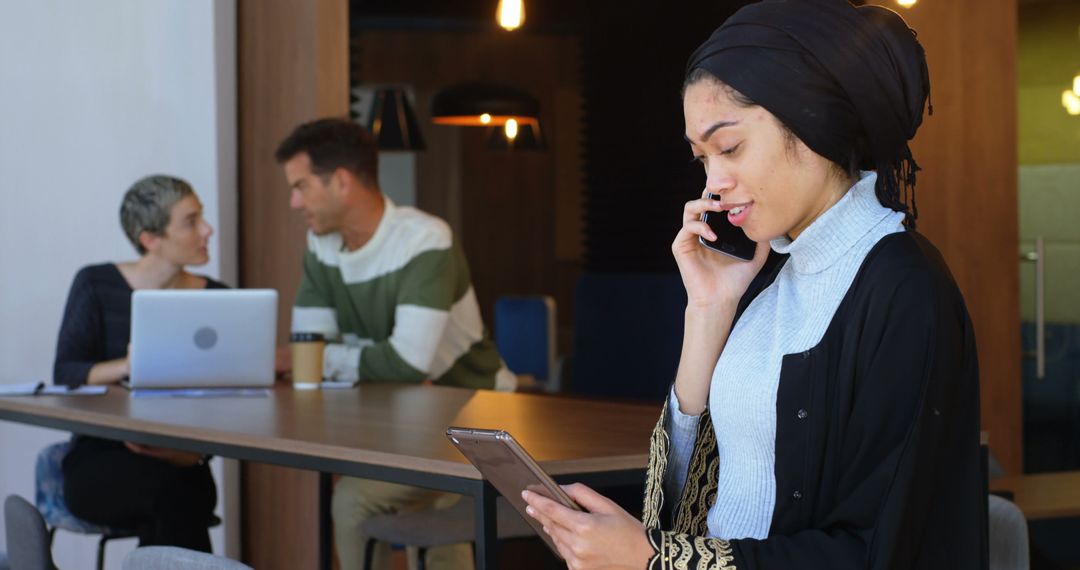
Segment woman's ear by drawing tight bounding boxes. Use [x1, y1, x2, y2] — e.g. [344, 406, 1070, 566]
[138, 230, 160, 254]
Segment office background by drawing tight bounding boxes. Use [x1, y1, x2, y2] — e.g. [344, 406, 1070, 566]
[2, 0, 1056, 566]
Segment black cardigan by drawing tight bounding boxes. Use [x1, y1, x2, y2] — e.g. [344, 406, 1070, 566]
[54, 263, 228, 387]
[642, 231, 985, 569]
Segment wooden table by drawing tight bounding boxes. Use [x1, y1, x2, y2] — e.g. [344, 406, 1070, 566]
[990, 471, 1080, 521]
[0, 383, 659, 569]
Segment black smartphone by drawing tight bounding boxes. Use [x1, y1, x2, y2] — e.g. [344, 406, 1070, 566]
[698, 193, 757, 261]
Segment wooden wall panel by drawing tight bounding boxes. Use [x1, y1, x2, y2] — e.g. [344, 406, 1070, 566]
[237, 0, 348, 567]
[870, 0, 1022, 473]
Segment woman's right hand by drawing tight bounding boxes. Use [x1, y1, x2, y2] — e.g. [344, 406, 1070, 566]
[85, 350, 130, 386]
[672, 193, 770, 309]
[670, 193, 771, 415]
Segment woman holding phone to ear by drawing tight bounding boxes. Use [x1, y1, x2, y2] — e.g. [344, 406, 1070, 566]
[522, 1, 983, 568]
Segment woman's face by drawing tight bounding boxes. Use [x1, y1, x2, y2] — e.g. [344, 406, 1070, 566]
[148, 194, 213, 266]
[683, 80, 848, 242]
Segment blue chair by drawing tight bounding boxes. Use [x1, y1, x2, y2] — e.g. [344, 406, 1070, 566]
[571, 272, 686, 402]
[35, 441, 137, 570]
[494, 296, 558, 391]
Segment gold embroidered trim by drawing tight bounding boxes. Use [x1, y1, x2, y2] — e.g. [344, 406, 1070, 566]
[648, 530, 737, 570]
[643, 401, 671, 530]
[642, 397, 735, 569]
[697, 452, 720, 535]
[674, 408, 719, 535]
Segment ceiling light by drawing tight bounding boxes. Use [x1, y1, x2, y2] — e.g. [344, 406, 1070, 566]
[487, 122, 544, 151]
[431, 82, 540, 127]
[497, 0, 525, 31]
[1063, 89, 1080, 116]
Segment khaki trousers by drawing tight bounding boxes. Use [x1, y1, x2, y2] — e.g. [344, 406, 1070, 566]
[332, 476, 474, 570]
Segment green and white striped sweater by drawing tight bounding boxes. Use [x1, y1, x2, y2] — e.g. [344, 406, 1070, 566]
[292, 197, 514, 390]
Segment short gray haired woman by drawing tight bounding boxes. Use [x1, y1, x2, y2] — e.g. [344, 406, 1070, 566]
[120, 174, 196, 255]
[53, 174, 225, 552]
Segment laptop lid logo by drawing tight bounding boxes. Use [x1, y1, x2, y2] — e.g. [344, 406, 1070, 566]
[194, 327, 218, 350]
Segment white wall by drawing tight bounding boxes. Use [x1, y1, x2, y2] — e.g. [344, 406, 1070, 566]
[352, 84, 419, 206]
[0, 1, 239, 566]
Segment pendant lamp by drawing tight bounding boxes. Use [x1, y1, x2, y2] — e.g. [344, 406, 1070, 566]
[487, 119, 544, 151]
[368, 87, 425, 151]
[431, 82, 539, 127]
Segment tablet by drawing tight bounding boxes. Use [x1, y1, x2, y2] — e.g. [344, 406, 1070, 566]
[446, 427, 581, 556]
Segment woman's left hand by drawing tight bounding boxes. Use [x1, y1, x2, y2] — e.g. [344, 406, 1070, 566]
[523, 483, 655, 570]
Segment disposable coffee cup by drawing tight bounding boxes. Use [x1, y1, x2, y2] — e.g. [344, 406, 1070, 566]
[290, 332, 325, 389]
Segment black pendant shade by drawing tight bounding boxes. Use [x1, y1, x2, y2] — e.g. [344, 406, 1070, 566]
[368, 88, 425, 151]
[431, 82, 540, 127]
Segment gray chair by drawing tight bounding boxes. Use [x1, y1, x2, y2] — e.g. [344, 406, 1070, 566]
[4, 494, 57, 570]
[36, 441, 138, 570]
[988, 494, 1029, 570]
[122, 547, 253, 570]
[359, 496, 536, 570]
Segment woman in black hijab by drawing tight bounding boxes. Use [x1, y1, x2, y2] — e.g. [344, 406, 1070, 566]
[523, 1, 984, 568]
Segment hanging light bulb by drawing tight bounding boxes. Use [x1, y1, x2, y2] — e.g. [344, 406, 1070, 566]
[897, 0, 917, 7]
[1063, 89, 1080, 116]
[479, 113, 492, 125]
[504, 119, 520, 141]
[1073, 74, 1080, 97]
[497, 0, 525, 31]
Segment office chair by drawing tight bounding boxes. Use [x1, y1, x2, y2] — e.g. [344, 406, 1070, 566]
[358, 496, 536, 570]
[122, 546, 252, 570]
[988, 494, 1029, 570]
[36, 440, 138, 570]
[572, 272, 686, 401]
[4, 494, 57, 570]
[494, 296, 558, 392]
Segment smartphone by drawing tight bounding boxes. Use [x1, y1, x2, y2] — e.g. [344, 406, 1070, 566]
[446, 427, 581, 557]
[698, 193, 757, 261]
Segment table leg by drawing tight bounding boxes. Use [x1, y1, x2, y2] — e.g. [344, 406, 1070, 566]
[474, 480, 497, 570]
[320, 472, 333, 570]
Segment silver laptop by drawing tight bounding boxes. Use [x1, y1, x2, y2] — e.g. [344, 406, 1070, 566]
[129, 289, 277, 388]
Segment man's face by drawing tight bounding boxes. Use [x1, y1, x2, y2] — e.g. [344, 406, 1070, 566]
[284, 152, 344, 235]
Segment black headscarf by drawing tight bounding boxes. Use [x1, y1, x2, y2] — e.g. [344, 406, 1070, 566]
[686, 0, 931, 227]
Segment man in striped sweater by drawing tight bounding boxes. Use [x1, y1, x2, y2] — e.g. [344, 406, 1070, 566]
[276, 118, 514, 570]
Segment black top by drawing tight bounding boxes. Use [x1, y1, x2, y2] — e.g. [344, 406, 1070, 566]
[645, 231, 985, 569]
[54, 263, 228, 387]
